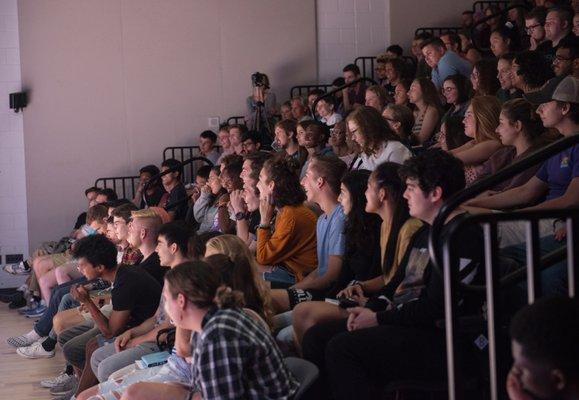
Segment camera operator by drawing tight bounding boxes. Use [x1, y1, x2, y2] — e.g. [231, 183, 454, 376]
[245, 72, 277, 147]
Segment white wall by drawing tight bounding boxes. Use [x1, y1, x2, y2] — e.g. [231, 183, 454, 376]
[317, 0, 390, 82]
[316, 0, 474, 83]
[0, 0, 28, 263]
[19, 0, 317, 252]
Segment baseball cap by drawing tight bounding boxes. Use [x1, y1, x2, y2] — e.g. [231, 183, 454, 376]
[523, 76, 579, 104]
[524, 76, 579, 105]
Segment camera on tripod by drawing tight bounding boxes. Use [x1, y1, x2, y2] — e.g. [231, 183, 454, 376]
[251, 72, 269, 88]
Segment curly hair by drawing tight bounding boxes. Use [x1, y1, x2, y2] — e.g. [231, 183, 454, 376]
[346, 106, 400, 155]
[399, 149, 465, 201]
[71, 235, 117, 270]
[262, 158, 306, 207]
[514, 51, 554, 89]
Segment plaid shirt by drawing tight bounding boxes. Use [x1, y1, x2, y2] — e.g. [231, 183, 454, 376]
[120, 247, 143, 266]
[190, 307, 298, 399]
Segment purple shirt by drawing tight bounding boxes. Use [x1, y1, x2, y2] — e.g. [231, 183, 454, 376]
[536, 142, 579, 200]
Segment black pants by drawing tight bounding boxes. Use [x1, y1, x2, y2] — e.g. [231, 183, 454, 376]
[302, 319, 447, 400]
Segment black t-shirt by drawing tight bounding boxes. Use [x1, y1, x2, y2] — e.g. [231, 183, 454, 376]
[111, 265, 162, 328]
[137, 252, 167, 285]
[165, 183, 188, 221]
[140, 186, 167, 208]
[248, 210, 261, 236]
[74, 212, 87, 230]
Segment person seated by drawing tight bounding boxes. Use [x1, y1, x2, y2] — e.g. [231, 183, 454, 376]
[256, 157, 318, 288]
[512, 50, 554, 94]
[85, 222, 191, 388]
[95, 188, 119, 205]
[473, 98, 550, 191]
[269, 156, 347, 313]
[442, 74, 472, 122]
[299, 121, 334, 178]
[230, 152, 271, 251]
[440, 31, 462, 55]
[33, 204, 108, 306]
[198, 130, 220, 165]
[542, 6, 575, 61]
[451, 95, 503, 185]
[215, 125, 233, 165]
[121, 261, 298, 400]
[552, 36, 579, 78]
[273, 119, 307, 167]
[385, 44, 403, 59]
[408, 77, 443, 146]
[507, 297, 579, 400]
[328, 121, 356, 166]
[497, 53, 524, 103]
[293, 163, 422, 347]
[160, 158, 188, 221]
[524, 6, 549, 52]
[301, 150, 483, 400]
[466, 76, 579, 248]
[421, 36, 472, 89]
[193, 166, 228, 234]
[437, 115, 471, 151]
[490, 25, 520, 58]
[316, 95, 342, 127]
[307, 88, 326, 118]
[471, 58, 500, 97]
[382, 104, 415, 146]
[279, 100, 293, 121]
[340, 63, 366, 114]
[132, 165, 167, 209]
[290, 96, 312, 122]
[381, 57, 406, 97]
[411, 32, 433, 79]
[458, 33, 482, 65]
[393, 78, 413, 108]
[364, 84, 390, 113]
[374, 55, 389, 88]
[240, 130, 262, 154]
[58, 235, 162, 396]
[347, 106, 412, 170]
[185, 164, 211, 206]
[110, 203, 142, 266]
[227, 123, 247, 155]
[71, 187, 100, 238]
[215, 161, 243, 234]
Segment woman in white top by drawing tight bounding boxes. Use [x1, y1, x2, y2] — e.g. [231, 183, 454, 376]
[316, 96, 343, 127]
[346, 106, 413, 171]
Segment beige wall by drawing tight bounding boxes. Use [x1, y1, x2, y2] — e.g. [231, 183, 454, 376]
[19, 0, 317, 251]
[388, 0, 474, 51]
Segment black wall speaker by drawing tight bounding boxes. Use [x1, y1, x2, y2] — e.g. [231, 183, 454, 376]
[10, 92, 27, 112]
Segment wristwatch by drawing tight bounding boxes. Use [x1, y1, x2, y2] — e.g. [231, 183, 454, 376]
[234, 211, 250, 221]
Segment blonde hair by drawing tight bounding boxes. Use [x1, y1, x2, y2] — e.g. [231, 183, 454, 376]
[470, 95, 501, 143]
[205, 235, 273, 326]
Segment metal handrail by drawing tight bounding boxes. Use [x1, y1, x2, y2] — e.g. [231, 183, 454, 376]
[143, 156, 213, 210]
[94, 176, 140, 200]
[290, 84, 333, 100]
[469, 2, 531, 52]
[472, 0, 510, 13]
[226, 116, 245, 126]
[414, 27, 462, 37]
[311, 77, 377, 120]
[430, 134, 579, 274]
[354, 56, 417, 82]
[431, 134, 579, 400]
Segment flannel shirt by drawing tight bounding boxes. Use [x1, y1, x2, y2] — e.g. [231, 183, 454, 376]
[189, 307, 299, 399]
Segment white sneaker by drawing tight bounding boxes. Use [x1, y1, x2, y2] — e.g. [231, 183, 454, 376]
[6, 333, 42, 348]
[40, 372, 73, 388]
[16, 341, 55, 359]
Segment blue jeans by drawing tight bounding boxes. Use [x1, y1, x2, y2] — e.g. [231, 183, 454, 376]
[34, 277, 86, 337]
[263, 266, 296, 289]
[502, 234, 568, 297]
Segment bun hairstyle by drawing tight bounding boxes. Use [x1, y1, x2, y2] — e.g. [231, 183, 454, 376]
[164, 261, 244, 310]
[500, 98, 544, 142]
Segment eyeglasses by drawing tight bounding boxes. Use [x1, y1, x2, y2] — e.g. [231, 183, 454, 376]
[525, 23, 541, 33]
[442, 86, 456, 92]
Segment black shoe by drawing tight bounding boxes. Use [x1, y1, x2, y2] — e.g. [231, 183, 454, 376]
[0, 293, 19, 303]
[8, 294, 27, 309]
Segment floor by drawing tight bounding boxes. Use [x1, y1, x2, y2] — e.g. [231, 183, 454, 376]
[0, 301, 65, 400]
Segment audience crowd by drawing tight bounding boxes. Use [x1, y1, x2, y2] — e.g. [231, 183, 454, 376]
[3, 1, 579, 399]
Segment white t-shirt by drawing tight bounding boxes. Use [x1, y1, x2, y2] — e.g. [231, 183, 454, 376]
[358, 141, 413, 171]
